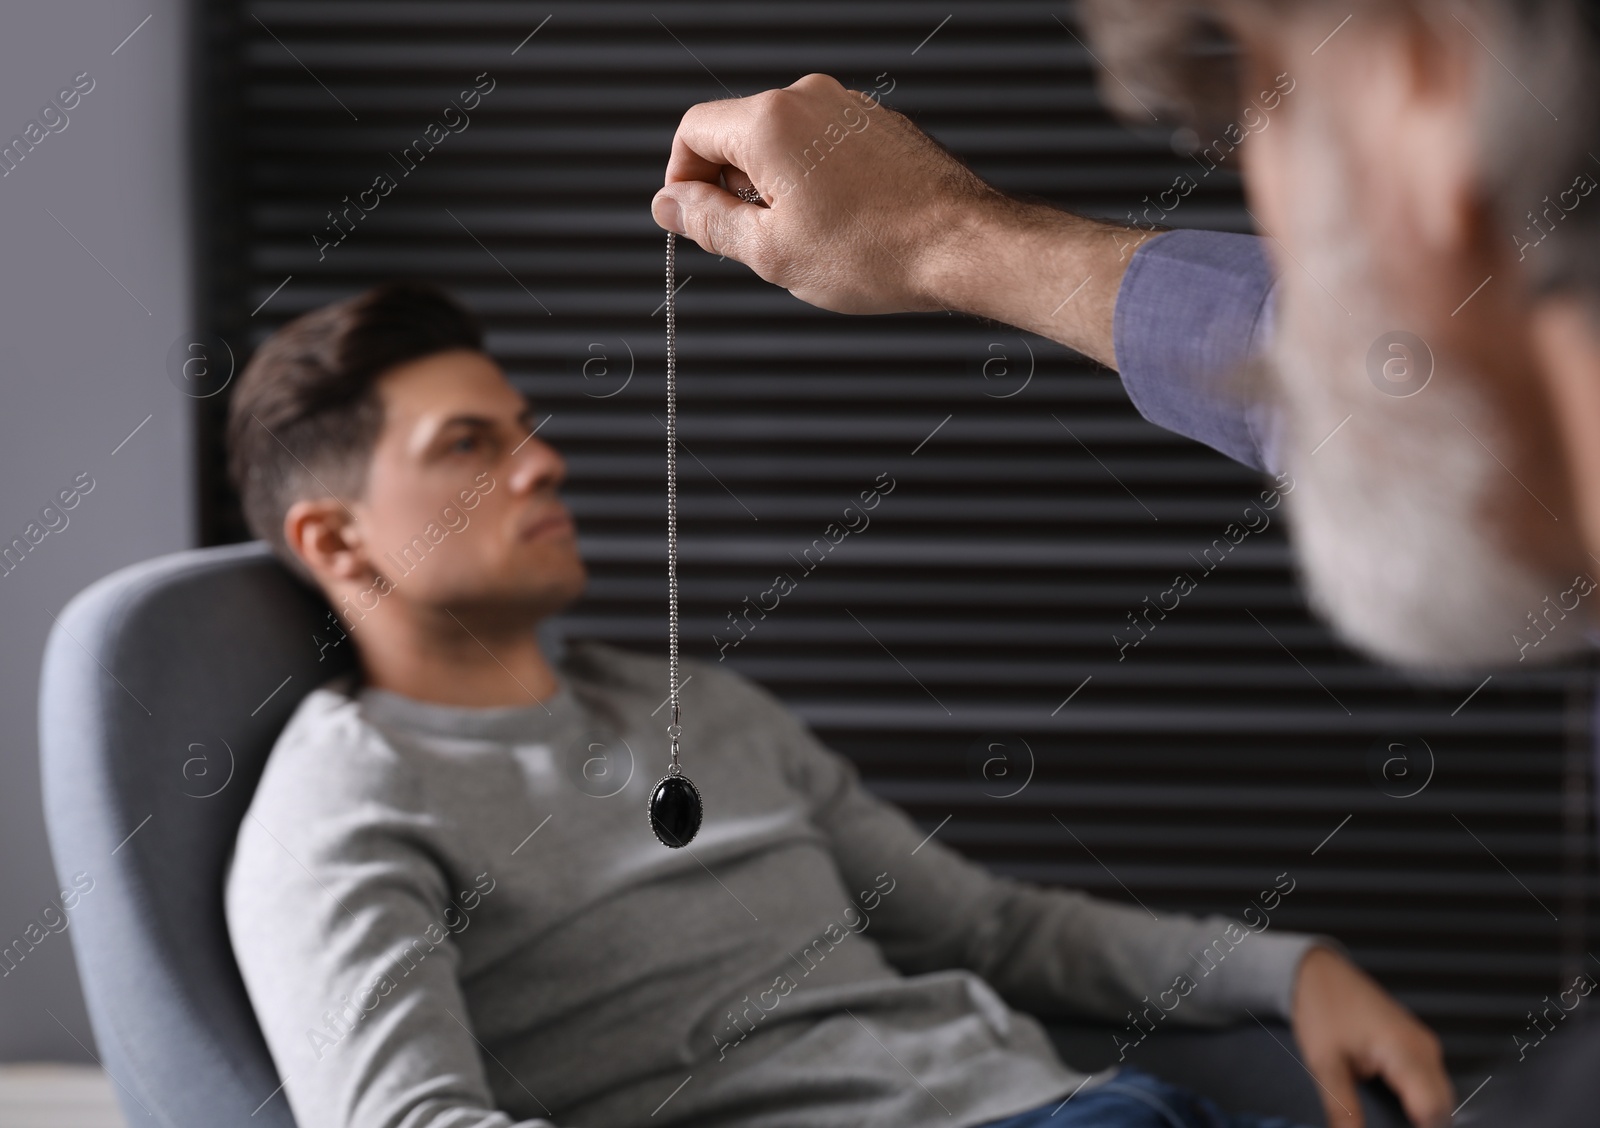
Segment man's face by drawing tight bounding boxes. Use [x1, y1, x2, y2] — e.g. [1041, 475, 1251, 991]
[344, 348, 586, 622]
[1231, 10, 1595, 671]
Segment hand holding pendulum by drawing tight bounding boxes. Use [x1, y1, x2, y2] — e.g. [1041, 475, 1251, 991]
[649, 184, 765, 848]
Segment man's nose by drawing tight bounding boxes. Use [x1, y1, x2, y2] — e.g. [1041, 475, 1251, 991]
[507, 432, 565, 495]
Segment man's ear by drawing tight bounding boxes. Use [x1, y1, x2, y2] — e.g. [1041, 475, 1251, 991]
[283, 498, 371, 585]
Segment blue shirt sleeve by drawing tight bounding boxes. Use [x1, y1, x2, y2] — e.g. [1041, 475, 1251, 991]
[1111, 228, 1281, 475]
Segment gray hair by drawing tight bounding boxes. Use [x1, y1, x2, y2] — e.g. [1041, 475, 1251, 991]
[1078, 0, 1600, 301]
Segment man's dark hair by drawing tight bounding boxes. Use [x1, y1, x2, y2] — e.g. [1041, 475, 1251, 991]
[226, 281, 484, 576]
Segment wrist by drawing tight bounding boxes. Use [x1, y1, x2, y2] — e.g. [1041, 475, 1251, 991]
[907, 185, 1011, 313]
[910, 188, 1145, 368]
[1292, 942, 1356, 1018]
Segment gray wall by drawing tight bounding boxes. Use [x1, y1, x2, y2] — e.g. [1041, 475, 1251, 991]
[0, 0, 193, 1060]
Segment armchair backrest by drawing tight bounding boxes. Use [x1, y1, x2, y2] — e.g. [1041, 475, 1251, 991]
[38, 542, 353, 1127]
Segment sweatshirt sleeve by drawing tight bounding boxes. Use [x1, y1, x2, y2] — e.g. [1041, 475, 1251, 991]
[758, 691, 1322, 1027]
[224, 703, 560, 1128]
[1112, 227, 1283, 476]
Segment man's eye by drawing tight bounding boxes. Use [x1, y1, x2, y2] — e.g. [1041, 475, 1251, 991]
[450, 435, 480, 453]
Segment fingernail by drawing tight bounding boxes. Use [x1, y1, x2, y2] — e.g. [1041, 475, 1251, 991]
[653, 194, 684, 235]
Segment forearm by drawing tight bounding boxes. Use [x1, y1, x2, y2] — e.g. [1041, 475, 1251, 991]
[769, 699, 1315, 1026]
[916, 192, 1152, 369]
[919, 199, 1286, 476]
[963, 875, 1319, 1027]
[658, 75, 1283, 468]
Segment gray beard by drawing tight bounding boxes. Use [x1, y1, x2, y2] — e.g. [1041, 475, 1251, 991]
[1263, 334, 1591, 672]
[1243, 176, 1592, 672]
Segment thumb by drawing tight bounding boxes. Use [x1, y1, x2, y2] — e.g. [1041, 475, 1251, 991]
[1309, 1055, 1365, 1128]
[651, 182, 767, 266]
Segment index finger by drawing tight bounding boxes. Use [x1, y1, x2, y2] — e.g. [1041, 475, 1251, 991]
[663, 94, 765, 188]
[1376, 1041, 1455, 1128]
[1307, 1054, 1365, 1128]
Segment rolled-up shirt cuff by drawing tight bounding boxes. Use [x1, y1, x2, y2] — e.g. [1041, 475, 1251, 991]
[1112, 228, 1280, 474]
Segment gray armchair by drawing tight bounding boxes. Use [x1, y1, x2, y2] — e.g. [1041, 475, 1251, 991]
[38, 543, 1404, 1128]
[40, 542, 348, 1126]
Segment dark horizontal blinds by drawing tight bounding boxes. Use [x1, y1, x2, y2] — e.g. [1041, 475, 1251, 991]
[203, 0, 1598, 1079]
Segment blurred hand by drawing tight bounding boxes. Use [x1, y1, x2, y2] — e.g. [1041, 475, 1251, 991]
[653, 72, 996, 315]
[1291, 946, 1454, 1128]
[652, 72, 1138, 367]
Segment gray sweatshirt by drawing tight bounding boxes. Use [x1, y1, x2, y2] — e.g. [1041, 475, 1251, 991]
[224, 640, 1318, 1128]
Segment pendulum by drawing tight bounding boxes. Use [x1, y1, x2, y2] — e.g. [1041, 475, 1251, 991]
[649, 183, 765, 848]
[648, 220, 701, 843]
[651, 223, 701, 847]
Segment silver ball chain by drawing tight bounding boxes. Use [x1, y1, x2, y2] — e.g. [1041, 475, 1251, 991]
[662, 184, 764, 777]
[664, 227, 684, 776]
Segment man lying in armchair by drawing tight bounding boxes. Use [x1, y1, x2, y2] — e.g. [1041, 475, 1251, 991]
[222, 282, 1452, 1128]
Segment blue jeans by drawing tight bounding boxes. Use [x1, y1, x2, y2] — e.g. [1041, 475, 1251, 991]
[975, 1067, 1312, 1128]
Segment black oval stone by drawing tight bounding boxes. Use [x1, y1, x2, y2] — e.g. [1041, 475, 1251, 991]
[649, 773, 702, 847]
